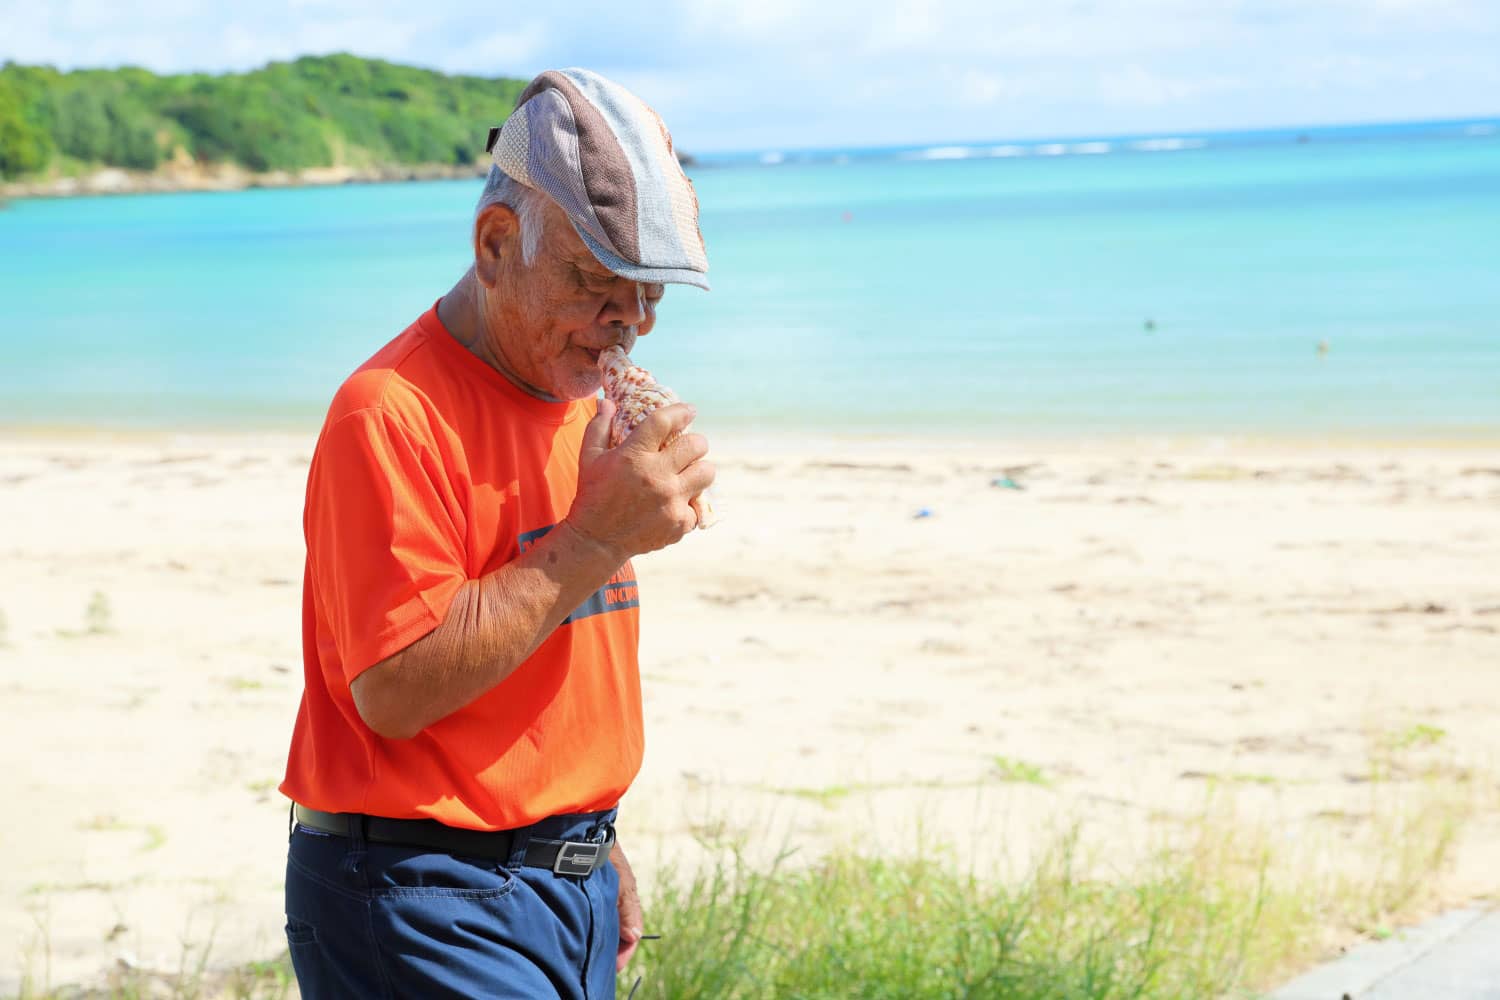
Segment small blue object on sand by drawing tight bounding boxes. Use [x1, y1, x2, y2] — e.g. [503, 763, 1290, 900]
[991, 476, 1025, 490]
[914, 507, 934, 519]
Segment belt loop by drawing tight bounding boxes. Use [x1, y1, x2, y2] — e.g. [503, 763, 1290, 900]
[344, 812, 368, 852]
[505, 821, 530, 869]
[338, 812, 369, 885]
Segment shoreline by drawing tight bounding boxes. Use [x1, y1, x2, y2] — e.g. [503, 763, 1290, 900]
[0, 161, 489, 201]
[0, 151, 700, 201]
[4, 422, 1500, 456]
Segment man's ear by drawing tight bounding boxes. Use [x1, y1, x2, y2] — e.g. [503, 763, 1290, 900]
[474, 203, 520, 288]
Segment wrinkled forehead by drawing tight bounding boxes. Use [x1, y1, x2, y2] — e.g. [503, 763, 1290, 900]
[536, 195, 610, 271]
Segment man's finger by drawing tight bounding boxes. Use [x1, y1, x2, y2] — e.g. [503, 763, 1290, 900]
[580, 398, 615, 464]
[625, 403, 696, 453]
[666, 432, 709, 472]
[680, 460, 716, 497]
[616, 875, 643, 971]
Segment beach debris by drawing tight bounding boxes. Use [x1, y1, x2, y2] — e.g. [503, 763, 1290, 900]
[1317, 339, 1330, 357]
[599, 346, 717, 528]
[990, 475, 1025, 491]
[913, 507, 934, 519]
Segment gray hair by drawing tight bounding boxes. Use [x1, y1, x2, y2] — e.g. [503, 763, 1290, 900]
[475, 166, 546, 265]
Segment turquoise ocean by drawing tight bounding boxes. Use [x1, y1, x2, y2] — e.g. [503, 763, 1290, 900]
[2, 117, 1498, 437]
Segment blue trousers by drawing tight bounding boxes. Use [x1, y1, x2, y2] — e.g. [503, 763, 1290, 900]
[284, 808, 620, 999]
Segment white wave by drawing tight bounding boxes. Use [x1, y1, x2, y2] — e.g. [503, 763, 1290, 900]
[1464, 124, 1497, 136]
[1036, 143, 1068, 156]
[909, 145, 976, 160]
[1129, 137, 1208, 152]
[987, 145, 1028, 157]
[759, 151, 785, 165]
[1070, 141, 1112, 155]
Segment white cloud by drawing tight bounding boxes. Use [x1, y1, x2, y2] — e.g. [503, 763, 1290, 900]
[861, 6, 943, 56]
[957, 69, 1004, 105]
[1, 0, 1496, 149]
[438, 23, 549, 75]
[936, 65, 1040, 108]
[1098, 65, 1243, 107]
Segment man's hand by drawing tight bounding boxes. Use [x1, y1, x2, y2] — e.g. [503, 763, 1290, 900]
[567, 399, 715, 562]
[345, 399, 712, 741]
[611, 840, 644, 972]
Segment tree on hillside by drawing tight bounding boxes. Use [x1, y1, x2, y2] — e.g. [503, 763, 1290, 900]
[0, 55, 527, 181]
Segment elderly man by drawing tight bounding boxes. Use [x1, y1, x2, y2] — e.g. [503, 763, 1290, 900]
[277, 68, 714, 999]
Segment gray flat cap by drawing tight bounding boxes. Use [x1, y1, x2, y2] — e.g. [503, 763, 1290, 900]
[487, 68, 710, 290]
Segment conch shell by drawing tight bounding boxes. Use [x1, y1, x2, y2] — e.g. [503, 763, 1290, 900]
[598, 346, 717, 529]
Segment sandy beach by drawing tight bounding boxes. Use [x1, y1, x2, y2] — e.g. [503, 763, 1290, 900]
[3, 429, 1499, 993]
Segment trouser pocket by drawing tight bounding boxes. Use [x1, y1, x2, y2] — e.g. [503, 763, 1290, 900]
[283, 915, 329, 995]
[285, 831, 389, 999]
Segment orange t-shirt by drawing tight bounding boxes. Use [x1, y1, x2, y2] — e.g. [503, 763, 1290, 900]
[279, 304, 643, 831]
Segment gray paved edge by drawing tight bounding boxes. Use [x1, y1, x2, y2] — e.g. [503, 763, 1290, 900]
[1269, 907, 1499, 1000]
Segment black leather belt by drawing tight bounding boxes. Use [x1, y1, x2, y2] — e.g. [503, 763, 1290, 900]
[292, 804, 614, 877]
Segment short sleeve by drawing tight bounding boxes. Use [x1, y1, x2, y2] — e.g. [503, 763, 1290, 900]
[306, 408, 468, 682]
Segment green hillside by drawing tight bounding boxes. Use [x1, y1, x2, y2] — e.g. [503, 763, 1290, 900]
[0, 54, 526, 180]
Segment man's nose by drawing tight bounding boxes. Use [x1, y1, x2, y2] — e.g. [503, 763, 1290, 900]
[601, 281, 647, 328]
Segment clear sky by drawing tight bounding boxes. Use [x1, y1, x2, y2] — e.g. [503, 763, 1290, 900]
[4, 0, 1498, 153]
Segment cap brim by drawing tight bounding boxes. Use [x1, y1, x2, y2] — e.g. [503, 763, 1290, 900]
[574, 225, 711, 291]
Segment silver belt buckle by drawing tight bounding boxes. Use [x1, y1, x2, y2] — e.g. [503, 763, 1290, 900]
[552, 840, 603, 876]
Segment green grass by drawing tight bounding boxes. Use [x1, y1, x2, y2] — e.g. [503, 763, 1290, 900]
[991, 755, 1050, 786]
[13, 766, 1476, 1000]
[759, 778, 991, 809]
[770, 784, 861, 808]
[1180, 771, 1281, 786]
[77, 815, 129, 833]
[139, 825, 168, 854]
[1182, 464, 1251, 481]
[84, 592, 112, 635]
[55, 591, 113, 639]
[626, 842, 1265, 997]
[1363, 722, 1463, 784]
[622, 782, 1471, 999]
[73, 816, 171, 851]
[1385, 723, 1447, 751]
[15, 952, 297, 1000]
